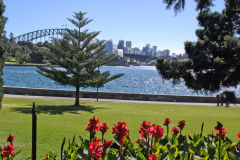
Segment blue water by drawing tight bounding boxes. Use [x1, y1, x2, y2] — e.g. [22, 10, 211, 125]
[3, 66, 240, 97]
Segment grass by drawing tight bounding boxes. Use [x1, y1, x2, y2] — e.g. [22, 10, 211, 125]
[0, 97, 240, 159]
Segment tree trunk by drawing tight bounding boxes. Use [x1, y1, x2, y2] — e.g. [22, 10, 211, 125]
[75, 86, 80, 106]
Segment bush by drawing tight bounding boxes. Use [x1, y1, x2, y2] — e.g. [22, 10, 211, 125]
[41, 117, 240, 160]
[15, 51, 30, 64]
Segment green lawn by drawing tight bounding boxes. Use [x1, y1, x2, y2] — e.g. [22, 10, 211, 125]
[0, 97, 240, 159]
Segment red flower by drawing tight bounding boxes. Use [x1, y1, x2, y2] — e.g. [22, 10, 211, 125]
[89, 137, 103, 159]
[101, 139, 113, 157]
[44, 154, 48, 159]
[100, 122, 109, 134]
[215, 122, 223, 130]
[1, 144, 16, 158]
[139, 121, 151, 139]
[7, 134, 14, 144]
[112, 121, 129, 146]
[148, 154, 157, 160]
[86, 117, 100, 135]
[177, 120, 185, 130]
[214, 128, 227, 138]
[163, 118, 171, 126]
[237, 131, 240, 139]
[150, 124, 164, 141]
[136, 139, 141, 143]
[171, 126, 179, 135]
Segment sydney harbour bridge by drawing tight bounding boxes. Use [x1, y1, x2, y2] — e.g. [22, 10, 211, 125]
[13, 28, 67, 42]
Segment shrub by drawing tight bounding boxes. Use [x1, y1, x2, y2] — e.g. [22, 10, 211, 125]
[42, 117, 240, 160]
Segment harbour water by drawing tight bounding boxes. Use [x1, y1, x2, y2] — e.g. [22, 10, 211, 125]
[3, 66, 240, 97]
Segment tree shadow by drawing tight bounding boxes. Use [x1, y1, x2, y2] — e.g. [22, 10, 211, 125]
[11, 104, 105, 115]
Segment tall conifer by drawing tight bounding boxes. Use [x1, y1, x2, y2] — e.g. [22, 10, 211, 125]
[0, 0, 7, 109]
[37, 11, 123, 106]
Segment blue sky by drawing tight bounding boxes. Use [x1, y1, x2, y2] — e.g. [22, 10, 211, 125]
[4, 0, 225, 54]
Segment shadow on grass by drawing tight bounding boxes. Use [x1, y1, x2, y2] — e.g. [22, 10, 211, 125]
[11, 104, 105, 115]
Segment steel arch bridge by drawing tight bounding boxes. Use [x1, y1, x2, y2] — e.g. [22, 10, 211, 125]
[14, 28, 67, 42]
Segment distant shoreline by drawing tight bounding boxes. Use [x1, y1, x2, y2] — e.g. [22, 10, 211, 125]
[5, 63, 156, 67]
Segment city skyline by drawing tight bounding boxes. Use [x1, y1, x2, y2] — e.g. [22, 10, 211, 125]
[4, 0, 225, 54]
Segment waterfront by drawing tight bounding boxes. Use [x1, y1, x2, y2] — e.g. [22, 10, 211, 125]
[3, 66, 240, 97]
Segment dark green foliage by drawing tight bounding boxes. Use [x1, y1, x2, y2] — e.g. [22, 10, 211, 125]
[37, 11, 123, 106]
[157, 1, 240, 95]
[29, 46, 45, 63]
[163, 0, 214, 13]
[15, 47, 30, 64]
[0, 0, 7, 109]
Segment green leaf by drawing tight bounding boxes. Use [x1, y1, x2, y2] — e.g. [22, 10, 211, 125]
[137, 152, 146, 160]
[171, 136, 179, 146]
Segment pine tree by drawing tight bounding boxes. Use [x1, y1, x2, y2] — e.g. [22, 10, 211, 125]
[156, 1, 240, 96]
[37, 11, 123, 106]
[0, 0, 7, 109]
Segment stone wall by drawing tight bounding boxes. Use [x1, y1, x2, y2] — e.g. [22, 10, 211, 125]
[3, 86, 240, 103]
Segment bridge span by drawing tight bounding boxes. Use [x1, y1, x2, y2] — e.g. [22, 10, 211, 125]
[14, 28, 67, 42]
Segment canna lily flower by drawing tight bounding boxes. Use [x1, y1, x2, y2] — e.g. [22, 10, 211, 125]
[163, 118, 171, 126]
[100, 122, 109, 135]
[88, 137, 103, 159]
[139, 121, 151, 140]
[171, 126, 179, 136]
[237, 131, 240, 139]
[150, 124, 164, 141]
[1, 144, 16, 158]
[112, 121, 129, 146]
[7, 134, 14, 144]
[149, 154, 157, 160]
[86, 117, 100, 135]
[177, 120, 185, 130]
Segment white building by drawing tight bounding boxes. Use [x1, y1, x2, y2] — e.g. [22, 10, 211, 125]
[117, 49, 124, 57]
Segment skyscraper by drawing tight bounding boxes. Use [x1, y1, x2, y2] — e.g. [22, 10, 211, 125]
[105, 40, 113, 55]
[152, 46, 157, 57]
[126, 41, 132, 48]
[118, 40, 124, 49]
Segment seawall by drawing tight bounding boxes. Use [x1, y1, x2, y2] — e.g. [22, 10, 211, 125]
[3, 86, 240, 103]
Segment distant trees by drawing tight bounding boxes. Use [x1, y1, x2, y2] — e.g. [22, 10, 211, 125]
[15, 47, 30, 64]
[7, 41, 47, 64]
[37, 11, 123, 106]
[157, 0, 240, 96]
[0, 0, 7, 109]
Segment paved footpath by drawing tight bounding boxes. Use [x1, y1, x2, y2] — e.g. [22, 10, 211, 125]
[4, 94, 240, 107]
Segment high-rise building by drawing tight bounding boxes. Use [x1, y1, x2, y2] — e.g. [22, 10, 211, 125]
[161, 49, 170, 57]
[124, 47, 133, 54]
[133, 47, 140, 54]
[118, 40, 124, 49]
[142, 47, 148, 55]
[126, 41, 132, 48]
[152, 46, 157, 57]
[172, 53, 177, 57]
[105, 40, 113, 55]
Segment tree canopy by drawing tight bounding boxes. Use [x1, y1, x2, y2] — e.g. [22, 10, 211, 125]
[157, 0, 240, 95]
[37, 11, 123, 106]
[0, 0, 7, 109]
